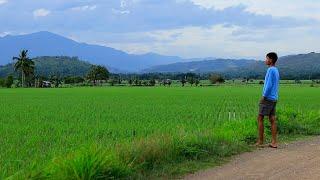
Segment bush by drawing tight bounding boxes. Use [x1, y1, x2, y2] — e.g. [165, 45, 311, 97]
[295, 79, 302, 84]
[149, 79, 156, 86]
[31, 146, 131, 180]
[209, 74, 225, 84]
[0, 78, 5, 87]
[64, 76, 85, 84]
[277, 109, 320, 135]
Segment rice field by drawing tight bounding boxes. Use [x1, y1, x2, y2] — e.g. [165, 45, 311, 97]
[0, 85, 319, 179]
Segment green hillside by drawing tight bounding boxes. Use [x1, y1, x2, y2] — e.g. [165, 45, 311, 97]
[0, 56, 92, 78]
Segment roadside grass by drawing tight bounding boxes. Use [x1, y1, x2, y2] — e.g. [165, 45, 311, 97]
[13, 110, 318, 179]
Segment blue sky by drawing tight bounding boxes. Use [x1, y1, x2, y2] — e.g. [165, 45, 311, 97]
[0, 0, 319, 59]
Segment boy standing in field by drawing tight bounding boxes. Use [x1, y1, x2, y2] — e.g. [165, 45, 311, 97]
[256, 52, 280, 148]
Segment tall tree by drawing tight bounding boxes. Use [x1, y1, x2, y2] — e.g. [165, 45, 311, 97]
[195, 79, 200, 86]
[180, 79, 186, 87]
[50, 75, 62, 88]
[187, 77, 195, 86]
[86, 65, 109, 86]
[186, 73, 197, 86]
[128, 79, 133, 86]
[5, 75, 14, 88]
[12, 50, 35, 87]
[0, 78, 4, 87]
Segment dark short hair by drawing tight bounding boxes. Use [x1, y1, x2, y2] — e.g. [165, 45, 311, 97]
[266, 52, 278, 64]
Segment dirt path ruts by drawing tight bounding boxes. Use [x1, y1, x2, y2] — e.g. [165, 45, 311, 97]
[184, 137, 320, 180]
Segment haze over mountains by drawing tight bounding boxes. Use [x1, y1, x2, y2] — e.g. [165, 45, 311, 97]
[0, 31, 184, 72]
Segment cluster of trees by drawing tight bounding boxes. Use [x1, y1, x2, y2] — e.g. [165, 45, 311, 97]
[63, 76, 85, 84]
[0, 50, 35, 88]
[119, 73, 203, 81]
[121, 72, 203, 87]
[0, 50, 110, 88]
[128, 79, 156, 86]
[86, 65, 109, 86]
[209, 74, 225, 84]
[0, 75, 13, 88]
[0, 50, 227, 88]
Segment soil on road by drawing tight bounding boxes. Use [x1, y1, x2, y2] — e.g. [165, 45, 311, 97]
[184, 137, 320, 180]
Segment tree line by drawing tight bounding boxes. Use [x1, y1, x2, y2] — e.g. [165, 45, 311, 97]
[0, 50, 228, 88]
[2, 50, 318, 88]
[0, 50, 108, 88]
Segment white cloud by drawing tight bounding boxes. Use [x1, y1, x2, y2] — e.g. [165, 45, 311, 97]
[0, 31, 11, 37]
[120, 0, 127, 8]
[112, 0, 132, 15]
[105, 24, 319, 59]
[70, 5, 97, 11]
[33, 8, 51, 18]
[112, 8, 130, 15]
[0, 0, 7, 5]
[191, 0, 320, 20]
[2, 0, 318, 59]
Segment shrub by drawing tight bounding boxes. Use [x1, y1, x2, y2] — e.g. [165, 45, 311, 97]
[0, 78, 5, 87]
[209, 74, 225, 84]
[32, 146, 131, 180]
[277, 109, 320, 135]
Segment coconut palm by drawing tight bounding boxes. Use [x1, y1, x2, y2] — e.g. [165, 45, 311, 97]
[13, 50, 35, 87]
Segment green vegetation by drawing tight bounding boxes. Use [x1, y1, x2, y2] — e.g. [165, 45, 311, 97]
[86, 65, 110, 86]
[0, 76, 13, 88]
[209, 74, 225, 84]
[5, 75, 13, 88]
[0, 56, 92, 79]
[0, 85, 319, 179]
[12, 50, 35, 87]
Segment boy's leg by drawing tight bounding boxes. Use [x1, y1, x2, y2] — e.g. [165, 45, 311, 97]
[269, 115, 277, 147]
[257, 115, 264, 145]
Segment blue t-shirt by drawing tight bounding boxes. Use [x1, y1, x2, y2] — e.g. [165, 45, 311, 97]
[263, 66, 280, 101]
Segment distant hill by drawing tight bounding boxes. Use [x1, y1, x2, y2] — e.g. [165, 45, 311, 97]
[0, 56, 95, 78]
[0, 31, 184, 72]
[143, 53, 320, 79]
[142, 59, 257, 73]
[233, 52, 320, 79]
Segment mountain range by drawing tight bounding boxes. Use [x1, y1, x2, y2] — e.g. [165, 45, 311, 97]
[0, 31, 184, 72]
[0, 31, 319, 79]
[144, 53, 320, 79]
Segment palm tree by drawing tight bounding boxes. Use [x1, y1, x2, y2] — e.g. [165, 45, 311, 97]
[13, 50, 35, 87]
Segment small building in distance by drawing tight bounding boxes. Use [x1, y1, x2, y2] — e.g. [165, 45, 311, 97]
[42, 81, 52, 88]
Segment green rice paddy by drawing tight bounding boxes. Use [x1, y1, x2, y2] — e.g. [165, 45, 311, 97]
[0, 85, 319, 179]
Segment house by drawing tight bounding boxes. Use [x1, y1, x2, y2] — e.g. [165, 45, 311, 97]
[42, 81, 51, 88]
[161, 79, 172, 86]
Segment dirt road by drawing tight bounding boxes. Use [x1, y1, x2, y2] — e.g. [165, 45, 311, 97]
[184, 137, 320, 180]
